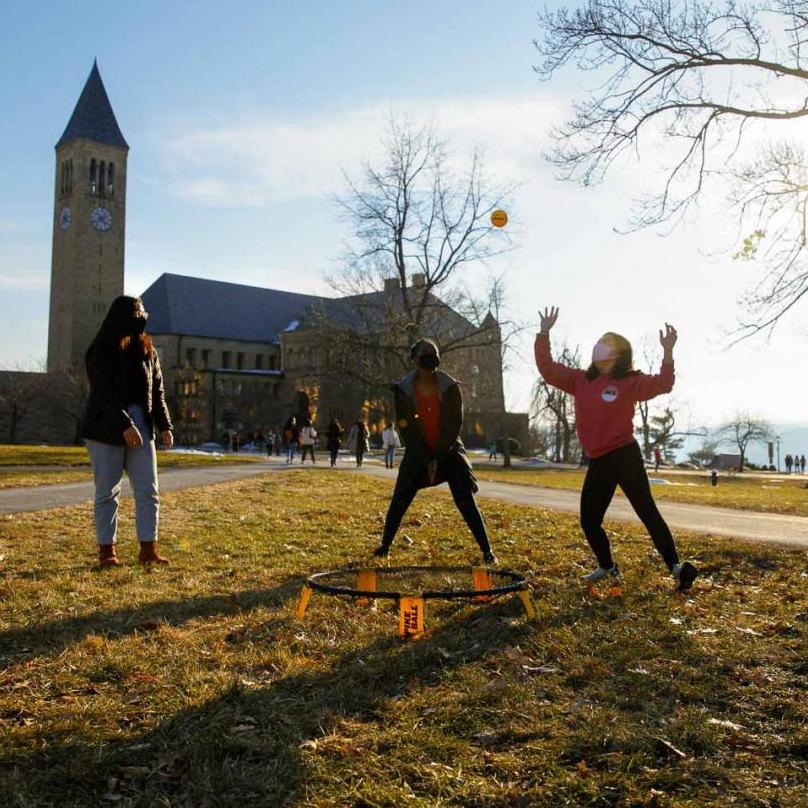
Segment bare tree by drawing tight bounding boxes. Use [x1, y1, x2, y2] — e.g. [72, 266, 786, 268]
[535, 1, 808, 335]
[49, 366, 89, 444]
[689, 438, 719, 468]
[531, 342, 582, 463]
[719, 412, 773, 471]
[309, 117, 522, 411]
[0, 367, 47, 444]
[649, 406, 684, 461]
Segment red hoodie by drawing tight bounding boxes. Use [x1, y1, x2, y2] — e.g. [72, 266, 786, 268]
[534, 333, 675, 459]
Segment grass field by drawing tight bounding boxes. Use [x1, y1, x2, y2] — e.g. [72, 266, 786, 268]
[474, 465, 808, 518]
[0, 470, 805, 806]
[0, 445, 265, 490]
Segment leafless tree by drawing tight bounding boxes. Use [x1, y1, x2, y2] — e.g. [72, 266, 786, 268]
[535, 1, 808, 336]
[531, 342, 582, 462]
[648, 406, 684, 461]
[309, 117, 522, 409]
[0, 366, 47, 444]
[719, 412, 772, 471]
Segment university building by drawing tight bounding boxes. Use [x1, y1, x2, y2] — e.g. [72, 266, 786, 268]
[1, 63, 528, 448]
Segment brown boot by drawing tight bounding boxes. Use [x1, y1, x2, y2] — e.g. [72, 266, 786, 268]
[99, 544, 120, 568]
[139, 541, 169, 565]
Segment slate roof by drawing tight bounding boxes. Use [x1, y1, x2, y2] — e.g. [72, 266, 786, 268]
[56, 61, 128, 150]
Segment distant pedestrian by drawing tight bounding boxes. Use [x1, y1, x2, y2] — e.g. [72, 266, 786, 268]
[231, 433, 240, 453]
[785, 453, 793, 474]
[535, 305, 698, 592]
[382, 421, 400, 468]
[82, 296, 173, 568]
[488, 441, 497, 461]
[654, 446, 662, 472]
[299, 419, 318, 463]
[347, 419, 369, 467]
[325, 418, 344, 467]
[265, 429, 274, 456]
[283, 417, 298, 464]
[801, 455, 806, 474]
[221, 432, 230, 452]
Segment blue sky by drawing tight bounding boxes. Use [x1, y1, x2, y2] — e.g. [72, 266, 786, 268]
[2, 1, 807, 446]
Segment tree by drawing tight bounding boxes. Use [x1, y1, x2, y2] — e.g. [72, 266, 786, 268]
[649, 406, 684, 462]
[535, 1, 808, 335]
[49, 366, 89, 445]
[531, 342, 582, 463]
[308, 117, 521, 415]
[689, 439, 719, 468]
[719, 413, 773, 472]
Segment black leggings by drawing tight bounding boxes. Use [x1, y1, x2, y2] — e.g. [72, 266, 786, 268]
[381, 475, 492, 555]
[581, 441, 679, 570]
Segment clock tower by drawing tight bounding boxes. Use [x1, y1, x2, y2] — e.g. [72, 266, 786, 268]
[47, 61, 129, 372]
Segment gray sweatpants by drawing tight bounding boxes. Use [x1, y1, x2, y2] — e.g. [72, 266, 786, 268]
[86, 405, 159, 545]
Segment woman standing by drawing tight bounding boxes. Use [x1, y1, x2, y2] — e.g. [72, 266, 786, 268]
[82, 296, 173, 568]
[373, 339, 497, 564]
[534, 306, 698, 591]
[347, 419, 369, 467]
[325, 418, 344, 467]
[299, 418, 318, 463]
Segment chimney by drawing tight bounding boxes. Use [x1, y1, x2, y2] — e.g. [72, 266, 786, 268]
[411, 273, 426, 288]
[384, 277, 400, 292]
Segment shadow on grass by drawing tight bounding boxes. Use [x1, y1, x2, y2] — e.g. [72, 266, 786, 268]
[0, 576, 305, 666]
[0, 598, 532, 806]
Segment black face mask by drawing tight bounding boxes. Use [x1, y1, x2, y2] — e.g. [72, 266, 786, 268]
[130, 316, 147, 335]
[418, 353, 440, 371]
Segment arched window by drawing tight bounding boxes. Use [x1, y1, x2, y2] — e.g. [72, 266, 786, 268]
[68, 159, 73, 192]
[106, 163, 114, 197]
[60, 162, 66, 195]
[89, 159, 97, 194]
[98, 161, 106, 196]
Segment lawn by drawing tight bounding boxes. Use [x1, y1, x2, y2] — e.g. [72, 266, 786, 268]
[0, 470, 805, 806]
[474, 465, 808, 518]
[0, 445, 266, 490]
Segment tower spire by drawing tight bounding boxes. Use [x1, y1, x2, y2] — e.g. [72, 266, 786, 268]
[56, 61, 128, 150]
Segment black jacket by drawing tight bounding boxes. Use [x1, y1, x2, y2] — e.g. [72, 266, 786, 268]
[392, 369, 477, 493]
[82, 341, 172, 446]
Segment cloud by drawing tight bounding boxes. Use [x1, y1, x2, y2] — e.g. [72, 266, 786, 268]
[156, 95, 568, 207]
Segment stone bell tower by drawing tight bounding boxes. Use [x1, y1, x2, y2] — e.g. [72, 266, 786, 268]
[47, 60, 128, 371]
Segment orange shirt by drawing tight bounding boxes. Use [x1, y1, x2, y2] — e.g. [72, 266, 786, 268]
[414, 386, 440, 453]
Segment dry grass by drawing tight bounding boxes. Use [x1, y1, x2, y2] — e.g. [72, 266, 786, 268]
[0, 469, 805, 806]
[474, 465, 808, 517]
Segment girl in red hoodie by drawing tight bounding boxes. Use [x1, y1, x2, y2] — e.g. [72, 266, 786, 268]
[535, 306, 698, 592]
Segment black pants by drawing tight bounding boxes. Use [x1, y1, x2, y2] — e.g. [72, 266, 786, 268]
[581, 441, 679, 570]
[300, 445, 315, 463]
[329, 446, 339, 466]
[381, 474, 492, 556]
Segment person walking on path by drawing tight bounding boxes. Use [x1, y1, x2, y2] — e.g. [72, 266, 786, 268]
[325, 418, 344, 467]
[373, 339, 497, 564]
[488, 441, 498, 461]
[283, 417, 298, 464]
[82, 296, 173, 568]
[347, 419, 370, 467]
[785, 454, 793, 474]
[654, 446, 662, 472]
[382, 421, 400, 468]
[299, 419, 318, 463]
[535, 306, 698, 591]
[801, 455, 806, 474]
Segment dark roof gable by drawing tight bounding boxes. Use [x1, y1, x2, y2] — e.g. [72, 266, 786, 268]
[56, 61, 128, 150]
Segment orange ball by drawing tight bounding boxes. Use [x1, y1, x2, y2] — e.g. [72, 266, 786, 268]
[490, 209, 508, 227]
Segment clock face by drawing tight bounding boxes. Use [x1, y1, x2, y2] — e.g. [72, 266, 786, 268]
[59, 206, 72, 231]
[91, 206, 112, 231]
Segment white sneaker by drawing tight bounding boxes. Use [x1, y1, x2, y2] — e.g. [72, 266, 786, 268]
[583, 564, 621, 585]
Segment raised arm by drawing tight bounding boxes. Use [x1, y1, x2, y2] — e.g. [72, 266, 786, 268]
[534, 306, 582, 396]
[633, 323, 677, 401]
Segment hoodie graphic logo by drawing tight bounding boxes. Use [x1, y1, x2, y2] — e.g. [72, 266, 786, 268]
[601, 385, 619, 403]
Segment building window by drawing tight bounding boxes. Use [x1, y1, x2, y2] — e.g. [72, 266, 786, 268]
[89, 158, 97, 194]
[98, 161, 106, 196]
[201, 349, 210, 368]
[107, 162, 114, 197]
[255, 354, 263, 370]
[186, 347, 196, 368]
[236, 352, 244, 370]
[269, 355, 277, 370]
[68, 159, 73, 193]
[222, 351, 231, 369]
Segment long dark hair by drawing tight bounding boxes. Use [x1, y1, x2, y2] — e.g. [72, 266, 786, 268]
[585, 332, 637, 381]
[89, 296, 153, 357]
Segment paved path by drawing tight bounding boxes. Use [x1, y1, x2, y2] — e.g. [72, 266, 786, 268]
[1, 458, 807, 550]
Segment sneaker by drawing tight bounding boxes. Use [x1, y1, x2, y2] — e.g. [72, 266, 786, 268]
[673, 561, 698, 592]
[482, 551, 498, 565]
[372, 544, 389, 559]
[583, 564, 620, 585]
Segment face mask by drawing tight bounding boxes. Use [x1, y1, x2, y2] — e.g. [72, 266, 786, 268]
[592, 341, 616, 364]
[131, 316, 147, 335]
[418, 353, 440, 371]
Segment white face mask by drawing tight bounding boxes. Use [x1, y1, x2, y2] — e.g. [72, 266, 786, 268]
[592, 341, 617, 364]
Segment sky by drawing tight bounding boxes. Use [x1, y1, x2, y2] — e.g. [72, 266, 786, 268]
[1, 0, 807, 446]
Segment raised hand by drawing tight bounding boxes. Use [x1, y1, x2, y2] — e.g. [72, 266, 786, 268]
[539, 306, 559, 334]
[659, 322, 677, 351]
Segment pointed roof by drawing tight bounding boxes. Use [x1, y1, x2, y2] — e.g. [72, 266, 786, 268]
[56, 61, 128, 150]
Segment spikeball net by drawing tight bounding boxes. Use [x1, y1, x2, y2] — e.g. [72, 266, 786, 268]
[295, 565, 536, 640]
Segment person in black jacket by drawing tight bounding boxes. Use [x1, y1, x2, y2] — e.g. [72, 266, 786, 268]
[373, 338, 497, 564]
[82, 296, 173, 568]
